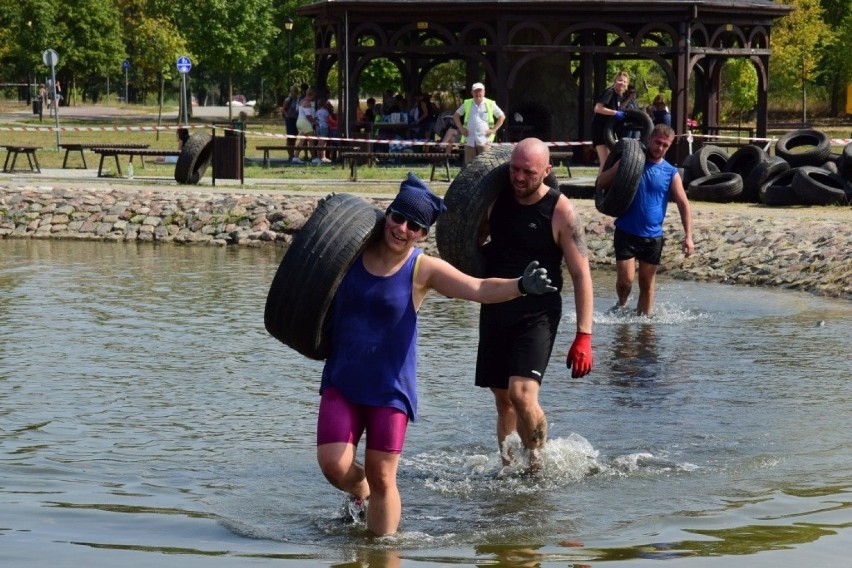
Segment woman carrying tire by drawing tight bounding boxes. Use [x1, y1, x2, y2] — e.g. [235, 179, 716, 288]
[591, 70, 630, 173]
[596, 124, 694, 315]
[316, 173, 557, 536]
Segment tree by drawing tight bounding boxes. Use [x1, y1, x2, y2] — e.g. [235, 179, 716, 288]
[721, 59, 758, 126]
[61, 0, 126, 104]
[771, 0, 834, 122]
[0, 0, 63, 101]
[817, 0, 852, 115]
[178, 0, 277, 120]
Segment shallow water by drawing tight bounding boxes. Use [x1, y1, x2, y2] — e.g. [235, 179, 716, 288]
[1, 239, 850, 567]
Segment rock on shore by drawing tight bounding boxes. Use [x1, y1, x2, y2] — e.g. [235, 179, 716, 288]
[1, 184, 850, 300]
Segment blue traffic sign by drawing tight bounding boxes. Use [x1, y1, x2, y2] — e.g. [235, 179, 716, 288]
[176, 56, 192, 74]
[122, 60, 130, 71]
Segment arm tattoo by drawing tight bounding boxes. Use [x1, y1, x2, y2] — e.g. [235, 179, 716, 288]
[570, 211, 589, 258]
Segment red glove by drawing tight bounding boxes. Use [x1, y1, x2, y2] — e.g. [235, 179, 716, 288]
[566, 332, 593, 378]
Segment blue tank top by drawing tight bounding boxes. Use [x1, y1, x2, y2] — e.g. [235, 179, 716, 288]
[320, 249, 421, 420]
[615, 159, 677, 237]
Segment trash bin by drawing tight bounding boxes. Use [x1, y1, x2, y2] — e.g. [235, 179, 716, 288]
[32, 100, 42, 115]
[212, 131, 243, 183]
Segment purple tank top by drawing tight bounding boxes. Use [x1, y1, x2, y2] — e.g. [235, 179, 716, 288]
[320, 249, 421, 420]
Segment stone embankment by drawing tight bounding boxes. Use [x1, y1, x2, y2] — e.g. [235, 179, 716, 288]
[1, 184, 850, 300]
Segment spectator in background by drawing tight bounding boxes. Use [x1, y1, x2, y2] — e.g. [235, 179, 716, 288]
[453, 82, 505, 165]
[621, 85, 641, 140]
[411, 92, 436, 140]
[363, 97, 378, 124]
[282, 85, 300, 160]
[314, 97, 332, 164]
[293, 87, 317, 164]
[651, 94, 672, 127]
[326, 101, 340, 161]
[591, 70, 629, 172]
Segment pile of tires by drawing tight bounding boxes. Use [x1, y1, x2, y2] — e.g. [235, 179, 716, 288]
[683, 129, 852, 206]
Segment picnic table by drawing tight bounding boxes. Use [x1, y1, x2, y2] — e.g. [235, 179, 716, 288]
[340, 149, 459, 182]
[59, 143, 149, 169]
[2, 145, 41, 173]
[92, 147, 181, 177]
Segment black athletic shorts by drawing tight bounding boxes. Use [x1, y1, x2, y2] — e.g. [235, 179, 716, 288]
[614, 227, 665, 264]
[475, 298, 561, 390]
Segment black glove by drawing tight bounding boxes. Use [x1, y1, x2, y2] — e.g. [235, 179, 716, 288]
[518, 261, 557, 295]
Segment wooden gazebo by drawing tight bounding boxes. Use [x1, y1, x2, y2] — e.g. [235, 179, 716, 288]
[298, 0, 793, 162]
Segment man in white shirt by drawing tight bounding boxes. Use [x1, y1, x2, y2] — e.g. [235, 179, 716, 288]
[453, 82, 506, 165]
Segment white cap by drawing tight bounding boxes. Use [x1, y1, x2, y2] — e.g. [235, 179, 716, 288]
[471, 82, 485, 91]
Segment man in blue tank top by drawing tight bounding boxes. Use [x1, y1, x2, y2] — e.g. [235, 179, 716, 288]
[316, 173, 557, 535]
[475, 138, 595, 472]
[596, 124, 694, 315]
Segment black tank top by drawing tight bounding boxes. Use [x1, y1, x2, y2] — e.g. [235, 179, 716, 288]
[484, 185, 564, 293]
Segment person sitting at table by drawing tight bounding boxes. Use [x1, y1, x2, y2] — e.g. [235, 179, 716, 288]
[410, 92, 436, 140]
[363, 97, 378, 125]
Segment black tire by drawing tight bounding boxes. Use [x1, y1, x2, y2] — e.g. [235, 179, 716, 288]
[604, 109, 654, 148]
[595, 137, 644, 217]
[820, 159, 839, 174]
[175, 132, 213, 184]
[690, 145, 729, 178]
[774, 129, 831, 168]
[723, 144, 768, 179]
[791, 166, 850, 206]
[759, 168, 800, 206]
[687, 172, 743, 202]
[742, 156, 789, 203]
[839, 142, 852, 182]
[264, 193, 383, 360]
[436, 146, 557, 277]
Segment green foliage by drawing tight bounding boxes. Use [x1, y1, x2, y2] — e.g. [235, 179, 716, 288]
[358, 58, 402, 98]
[771, 0, 834, 91]
[721, 59, 759, 122]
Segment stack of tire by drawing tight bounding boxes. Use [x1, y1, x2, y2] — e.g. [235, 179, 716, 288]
[683, 129, 852, 206]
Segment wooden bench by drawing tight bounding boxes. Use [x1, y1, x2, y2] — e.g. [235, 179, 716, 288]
[256, 144, 358, 167]
[2, 145, 41, 173]
[549, 151, 574, 178]
[59, 143, 149, 169]
[341, 151, 456, 182]
[92, 147, 181, 177]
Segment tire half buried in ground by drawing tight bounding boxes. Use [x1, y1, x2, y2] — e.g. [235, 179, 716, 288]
[595, 137, 643, 217]
[174, 132, 213, 185]
[436, 146, 557, 277]
[264, 193, 383, 360]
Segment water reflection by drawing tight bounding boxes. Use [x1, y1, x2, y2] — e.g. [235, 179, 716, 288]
[1, 239, 851, 568]
[610, 323, 659, 384]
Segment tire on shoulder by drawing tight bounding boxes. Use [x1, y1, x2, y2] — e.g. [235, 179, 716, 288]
[595, 137, 643, 217]
[264, 193, 384, 360]
[603, 109, 654, 148]
[436, 145, 557, 277]
[174, 132, 214, 185]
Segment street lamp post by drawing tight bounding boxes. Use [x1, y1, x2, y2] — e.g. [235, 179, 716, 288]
[285, 17, 294, 88]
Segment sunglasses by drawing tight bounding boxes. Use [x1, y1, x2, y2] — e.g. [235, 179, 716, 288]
[388, 209, 427, 233]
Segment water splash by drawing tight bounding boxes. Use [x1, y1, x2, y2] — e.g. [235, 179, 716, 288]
[564, 301, 711, 326]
